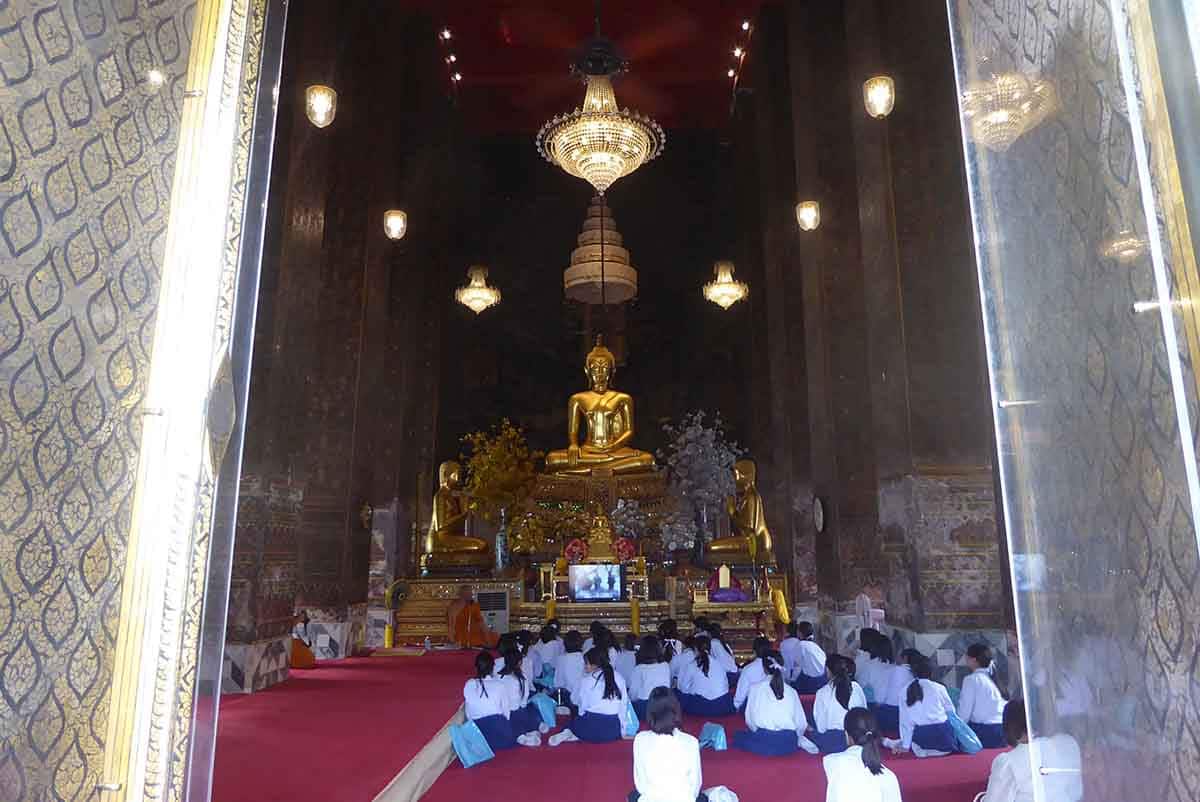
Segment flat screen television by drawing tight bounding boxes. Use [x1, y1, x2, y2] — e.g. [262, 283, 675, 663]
[568, 564, 623, 602]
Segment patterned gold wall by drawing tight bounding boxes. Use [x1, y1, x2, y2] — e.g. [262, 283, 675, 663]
[0, 1, 194, 799]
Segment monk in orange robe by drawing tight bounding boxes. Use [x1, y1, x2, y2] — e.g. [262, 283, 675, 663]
[446, 586, 498, 648]
[291, 611, 316, 669]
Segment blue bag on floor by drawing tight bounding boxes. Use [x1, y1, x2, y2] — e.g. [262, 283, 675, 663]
[699, 722, 727, 751]
[538, 664, 556, 688]
[624, 702, 640, 736]
[450, 720, 496, 768]
[530, 692, 557, 727]
[947, 712, 983, 754]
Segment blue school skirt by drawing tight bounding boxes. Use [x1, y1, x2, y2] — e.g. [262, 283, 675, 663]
[732, 728, 798, 756]
[509, 703, 542, 735]
[969, 721, 1005, 749]
[872, 703, 900, 733]
[632, 699, 649, 720]
[811, 728, 848, 754]
[677, 692, 737, 717]
[572, 712, 623, 743]
[471, 714, 517, 751]
[912, 721, 958, 753]
[792, 673, 826, 694]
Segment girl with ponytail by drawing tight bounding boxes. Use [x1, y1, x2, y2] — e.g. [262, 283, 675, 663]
[498, 640, 545, 747]
[890, 654, 957, 757]
[877, 648, 922, 734]
[630, 635, 672, 718]
[675, 634, 736, 716]
[733, 636, 772, 710]
[462, 651, 517, 751]
[733, 651, 811, 756]
[958, 643, 1007, 748]
[548, 646, 630, 745]
[810, 654, 868, 754]
[823, 708, 903, 802]
[782, 621, 828, 694]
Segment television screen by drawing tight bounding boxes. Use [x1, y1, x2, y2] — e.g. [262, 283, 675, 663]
[569, 564, 622, 602]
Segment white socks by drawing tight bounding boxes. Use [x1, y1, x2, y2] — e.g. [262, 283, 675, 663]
[555, 706, 571, 716]
[548, 729, 580, 746]
[517, 733, 542, 748]
[539, 722, 551, 734]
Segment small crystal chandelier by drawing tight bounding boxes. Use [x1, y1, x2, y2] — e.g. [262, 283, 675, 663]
[960, 72, 1057, 152]
[455, 266, 501, 314]
[536, 2, 665, 195]
[305, 85, 337, 128]
[703, 261, 748, 310]
[1099, 230, 1148, 263]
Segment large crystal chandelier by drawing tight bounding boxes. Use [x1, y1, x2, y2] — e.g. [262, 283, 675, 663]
[536, 3, 665, 195]
[960, 71, 1057, 153]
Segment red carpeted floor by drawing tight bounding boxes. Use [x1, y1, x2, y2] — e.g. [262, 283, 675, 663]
[423, 711, 998, 802]
[213, 653, 470, 802]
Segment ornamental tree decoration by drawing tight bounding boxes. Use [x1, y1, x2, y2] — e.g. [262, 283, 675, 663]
[461, 419, 542, 524]
[610, 499, 648, 541]
[659, 510, 700, 552]
[657, 411, 744, 541]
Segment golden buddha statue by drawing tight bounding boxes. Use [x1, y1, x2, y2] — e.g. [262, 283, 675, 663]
[423, 460, 491, 570]
[707, 459, 776, 565]
[545, 339, 655, 475]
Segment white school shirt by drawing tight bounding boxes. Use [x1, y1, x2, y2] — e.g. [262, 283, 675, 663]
[795, 639, 827, 679]
[744, 681, 805, 732]
[498, 672, 532, 709]
[854, 650, 872, 681]
[710, 639, 738, 675]
[524, 649, 542, 679]
[582, 636, 596, 653]
[958, 668, 1005, 725]
[554, 651, 586, 692]
[670, 647, 695, 681]
[823, 746, 903, 802]
[463, 677, 511, 720]
[981, 735, 1083, 802]
[662, 637, 684, 659]
[574, 669, 630, 732]
[733, 658, 768, 709]
[613, 649, 637, 685]
[898, 679, 955, 753]
[532, 637, 565, 668]
[629, 662, 672, 701]
[677, 656, 731, 699]
[811, 681, 867, 733]
[633, 729, 703, 802]
[858, 658, 890, 701]
[882, 664, 914, 707]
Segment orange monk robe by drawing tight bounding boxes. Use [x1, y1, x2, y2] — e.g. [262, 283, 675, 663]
[291, 637, 316, 669]
[448, 600, 499, 648]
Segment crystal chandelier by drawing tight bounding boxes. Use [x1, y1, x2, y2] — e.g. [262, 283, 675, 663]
[536, 3, 665, 195]
[455, 266, 501, 314]
[703, 261, 748, 310]
[564, 196, 637, 304]
[960, 72, 1057, 153]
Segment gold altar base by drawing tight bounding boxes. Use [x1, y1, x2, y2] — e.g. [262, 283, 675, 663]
[533, 471, 670, 512]
[420, 551, 493, 575]
[693, 601, 782, 661]
[509, 600, 676, 636]
[390, 577, 523, 646]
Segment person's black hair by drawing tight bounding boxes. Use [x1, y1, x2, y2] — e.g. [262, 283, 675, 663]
[906, 654, 933, 707]
[764, 649, 786, 700]
[539, 625, 558, 644]
[967, 642, 1007, 699]
[752, 635, 770, 660]
[693, 634, 712, 677]
[474, 651, 494, 697]
[692, 616, 709, 631]
[637, 635, 664, 665]
[624, 633, 638, 651]
[646, 686, 682, 734]
[547, 618, 560, 631]
[898, 648, 923, 666]
[869, 637, 894, 664]
[860, 628, 879, 651]
[827, 653, 853, 709]
[706, 622, 729, 650]
[658, 619, 678, 662]
[589, 620, 604, 638]
[596, 627, 615, 651]
[786, 621, 799, 637]
[797, 621, 815, 639]
[498, 640, 526, 696]
[564, 630, 583, 653]
[845, 707, 886, 775]
[585, 645, 621, 700]
[1002, 699, 1028, 747]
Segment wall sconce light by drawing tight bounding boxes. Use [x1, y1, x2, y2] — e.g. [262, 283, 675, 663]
[383, 210, 407, 241]
[795, 201, 820, 231]
[305, 84, 337, 128]
[863, 75, 895, 119]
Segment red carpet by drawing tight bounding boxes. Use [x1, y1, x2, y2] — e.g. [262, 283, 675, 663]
[213, 653, 469, 802]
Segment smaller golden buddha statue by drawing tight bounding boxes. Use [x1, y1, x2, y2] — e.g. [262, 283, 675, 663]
[545, 338, 656, 475]
[706, 459, 775, 565]
[423, 461, 491, 571]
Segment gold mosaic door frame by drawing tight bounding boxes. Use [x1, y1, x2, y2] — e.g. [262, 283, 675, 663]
[0, 0, 275, 800]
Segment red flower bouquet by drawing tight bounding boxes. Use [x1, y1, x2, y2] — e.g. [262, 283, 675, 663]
[564, 538, 589, 564]
[614, 537, 637, 563]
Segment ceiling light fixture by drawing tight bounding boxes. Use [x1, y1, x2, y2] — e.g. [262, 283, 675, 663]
[456, 266, 501, 314]
[863, 75, 896, 119]
[305, 85, 337, 128]
[727, 68, 736, 78]
[733, 47, 744, 58]
[383, 210, 407, 240]
[795, 201, 820, 231]
[704, 261, 749, 310]
[742, 20, 751, 31]
[440, 28, 452, 40]
[960, 71, 1057, 152]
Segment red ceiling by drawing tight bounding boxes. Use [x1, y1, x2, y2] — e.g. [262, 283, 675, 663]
[409, 1, 765, 133]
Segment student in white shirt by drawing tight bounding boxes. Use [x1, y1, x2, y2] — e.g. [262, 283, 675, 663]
[497, 641, 545, 746]
[658, 619, 683, 666]
[733, 636, 771, 710]
[859, 636, 894, 705]
[810, 653, 867, 754]
[549, 646, 630, 745]
[532, 624, 565, 688]
[733, 651, 808, 756]
[676, 635, 736, 716]
[553, 630, 587, 710]
[629, 687, 707, 802]
[958, 643, 1007, 748]
[630, 635, 673, 718]
[463, 652, 517, 751]
[705, 623, 739, 680]
[823, 707, 903, 802]
[582, 620, 604, 654]
[855, 629, 879, 685]
[978, 700, 1083, 802]
[783, 621, 828, 694]
[876, 649, 920, 734]
[614, 633, 639, 686]
[888, 655, 957, 757]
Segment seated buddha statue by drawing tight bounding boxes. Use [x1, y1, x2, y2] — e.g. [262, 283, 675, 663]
[424, 460, 491, 569]
[706, 459, 776, 565]
[545, 338, 655, 475]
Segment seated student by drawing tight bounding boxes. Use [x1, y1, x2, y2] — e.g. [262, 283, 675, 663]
[516, 629, 542, 679]
[582, 620, 604, 654]
[810, 654, 868, 754]
[670, 635, 696, 685]
[531, 624, 565, 686]
[823, 707, 903, 802]
[614, 633, 639, 686]
[463, 652, 516, 751]
[658, 619, 683, 664]
[733, 636, 772, 710]
[958, 643, 1007, 748]
[549, 646, 631, 745]
[497, 641, 545, 747]
[978, 700, 1083, 802]
[733, 651, 807, 756]
[877, 649, 921, 734]
[859, 637, 894, 705]
[706, 623, 739, 682]
[630, 635, 673, 719]
[290, 611, 316, 670]
[782, 621, 827, 694]
[887, 655, 957, 757]
[630, 687, 707, 802]
[855, 629, 879, 683]
[676, 635, 737, 716]
[553, 631, 587, 710]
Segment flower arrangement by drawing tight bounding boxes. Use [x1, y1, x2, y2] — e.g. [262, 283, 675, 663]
[461, 419, 543, 524]
[659, 510, 700, 552]
[564, 538, 589, 564]
[657, 411, 743, 541]
[610, 498, 648, 540]
[614, 537, 637, 562]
